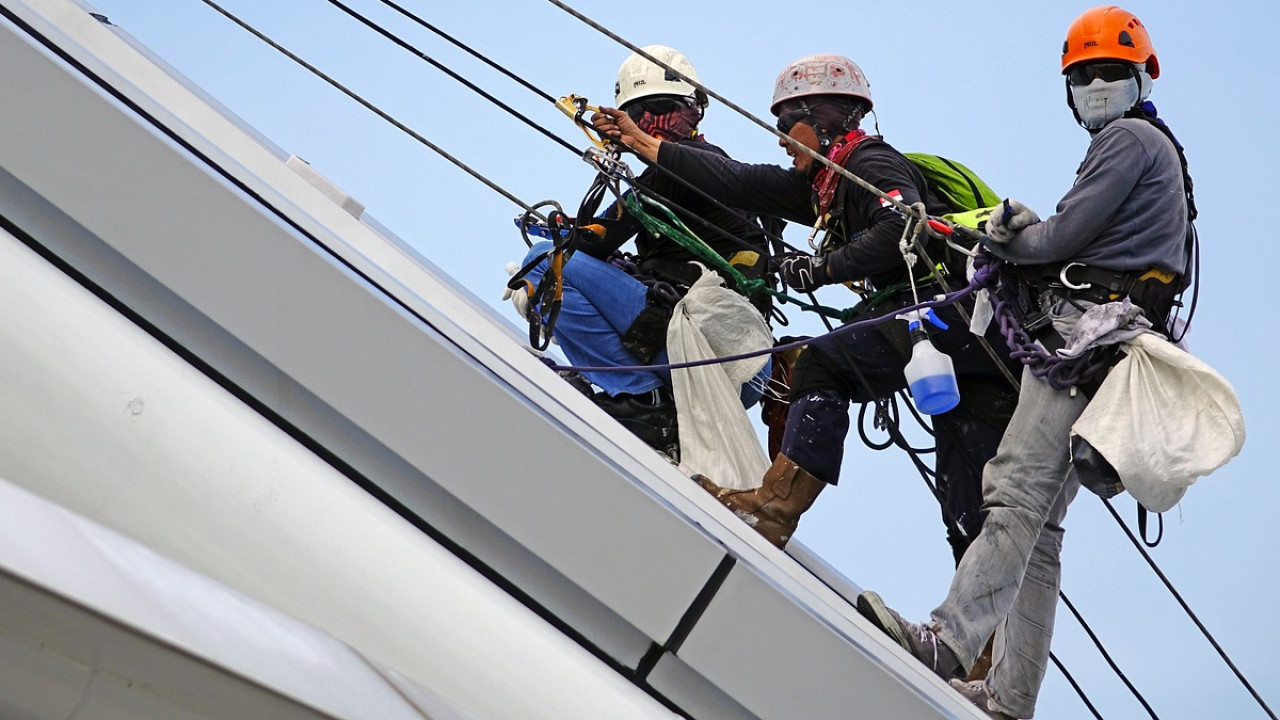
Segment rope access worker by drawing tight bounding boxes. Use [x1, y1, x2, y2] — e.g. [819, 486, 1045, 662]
[593, 55, 1020, 551]
[855, 8, 1195, 719]
[508, 45, 771, 460]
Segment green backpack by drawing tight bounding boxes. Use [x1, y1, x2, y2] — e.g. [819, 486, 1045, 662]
[904, 152, 1002, 230]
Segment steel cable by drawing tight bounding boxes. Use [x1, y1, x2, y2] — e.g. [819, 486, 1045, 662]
[196, 0, 551, 222]
[195, 2, 1263, 716]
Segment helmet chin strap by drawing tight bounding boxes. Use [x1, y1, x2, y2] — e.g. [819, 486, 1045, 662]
[817, 106, 867, 149]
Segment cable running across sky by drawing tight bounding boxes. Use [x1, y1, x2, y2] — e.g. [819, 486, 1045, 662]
[189, 1, 1268, 716]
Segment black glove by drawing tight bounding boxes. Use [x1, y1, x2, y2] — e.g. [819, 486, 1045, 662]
[778, 254, 830, 293]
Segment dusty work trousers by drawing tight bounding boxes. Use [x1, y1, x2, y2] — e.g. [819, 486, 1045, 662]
[931, 297, 1090, 719]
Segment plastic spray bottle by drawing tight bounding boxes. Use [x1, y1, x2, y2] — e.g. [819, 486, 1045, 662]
[898, 309, 960, 415]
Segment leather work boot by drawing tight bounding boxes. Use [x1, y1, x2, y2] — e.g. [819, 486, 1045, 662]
[967, 635, 996, 682]
[696, 454, 826, 547]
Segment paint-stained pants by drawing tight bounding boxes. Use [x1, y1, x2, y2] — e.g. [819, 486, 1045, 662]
[779, 292, 1017, 557]
[931, 297, 1091, 719]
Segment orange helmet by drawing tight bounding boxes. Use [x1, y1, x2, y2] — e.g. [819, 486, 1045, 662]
[1062, 6, 1159, 79]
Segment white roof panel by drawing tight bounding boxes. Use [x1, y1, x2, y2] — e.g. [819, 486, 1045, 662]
[0, 1, 986, 717]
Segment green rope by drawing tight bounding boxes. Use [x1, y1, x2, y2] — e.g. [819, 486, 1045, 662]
[622, 191, 854, 321]
[623, 191, 761, 289]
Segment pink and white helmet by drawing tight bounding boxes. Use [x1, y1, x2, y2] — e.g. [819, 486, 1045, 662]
[770, 54, 873, 115]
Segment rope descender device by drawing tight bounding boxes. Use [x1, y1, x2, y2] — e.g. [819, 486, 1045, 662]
[582, 144, 630, 181]
[556, 94, 611, 152]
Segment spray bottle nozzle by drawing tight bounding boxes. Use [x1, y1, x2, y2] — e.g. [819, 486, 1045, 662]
[895, 308, 949, 334]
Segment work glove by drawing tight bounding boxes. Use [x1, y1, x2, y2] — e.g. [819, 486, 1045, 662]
[501, 261, 531, 319]
[778, 254, 830, 293]
[985, 198, 1040, 243]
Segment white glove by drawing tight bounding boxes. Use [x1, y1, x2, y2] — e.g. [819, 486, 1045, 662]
[986, 199, 1040, 244]
[501, 261, 530, 319]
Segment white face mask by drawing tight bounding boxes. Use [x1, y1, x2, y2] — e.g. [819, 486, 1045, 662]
[1069, 72, 1152, 130]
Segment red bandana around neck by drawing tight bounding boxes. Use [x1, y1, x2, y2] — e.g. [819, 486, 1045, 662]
[812, 130, 870, 217]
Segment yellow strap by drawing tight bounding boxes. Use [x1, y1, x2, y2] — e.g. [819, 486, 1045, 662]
[728, 250, 762, 270]
[942, 203, 1001, 231]
[1138, 268, 1179, 285]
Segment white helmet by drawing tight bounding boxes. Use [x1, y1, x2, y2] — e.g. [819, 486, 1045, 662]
[770, 54, 873, 115]
[615, 45, 703, 108]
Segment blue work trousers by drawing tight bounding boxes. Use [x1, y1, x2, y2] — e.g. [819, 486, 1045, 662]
[521, 242, 767, 405]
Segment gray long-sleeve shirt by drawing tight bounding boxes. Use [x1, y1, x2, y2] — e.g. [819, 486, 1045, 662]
[988, 117, 1189, 275]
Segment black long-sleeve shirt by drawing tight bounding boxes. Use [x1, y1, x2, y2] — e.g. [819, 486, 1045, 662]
[577, 138, 769, 289]
[655, 136, 951, 290]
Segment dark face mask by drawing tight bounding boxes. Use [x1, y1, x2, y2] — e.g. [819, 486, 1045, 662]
[621, 96, 703, 140]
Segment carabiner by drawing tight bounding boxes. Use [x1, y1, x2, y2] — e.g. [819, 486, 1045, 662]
[807, 216, 828, 251]
[1059, 262, 1092, 291]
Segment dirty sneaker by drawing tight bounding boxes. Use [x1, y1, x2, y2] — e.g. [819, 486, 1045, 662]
[948, 679, 1018, 719]
[856, 591, 961, 680]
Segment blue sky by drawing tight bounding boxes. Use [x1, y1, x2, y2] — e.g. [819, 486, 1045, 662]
[83, 1, 1278, 718]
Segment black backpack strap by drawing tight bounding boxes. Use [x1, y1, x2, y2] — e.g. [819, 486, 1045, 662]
[1125, 102, 1196, 221]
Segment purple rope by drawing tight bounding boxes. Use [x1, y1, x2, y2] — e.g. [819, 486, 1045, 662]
[974, 252, 1113, 391]
[549, 277, 983, 374]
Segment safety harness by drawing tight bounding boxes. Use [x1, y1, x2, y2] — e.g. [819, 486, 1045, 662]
[507, 155, 623, 350]
[980, 101, 1197, 400]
